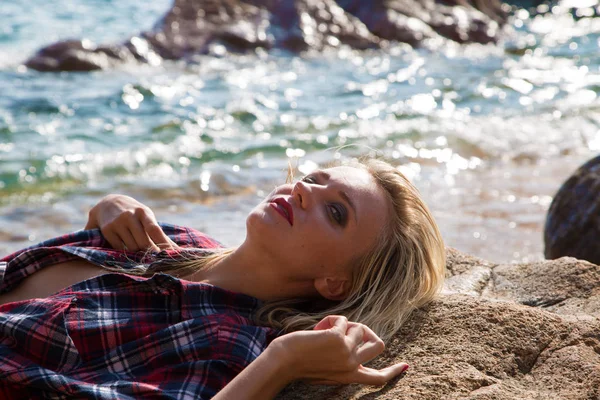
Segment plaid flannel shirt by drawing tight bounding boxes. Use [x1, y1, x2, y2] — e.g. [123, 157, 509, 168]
[0, 224, 278, 399]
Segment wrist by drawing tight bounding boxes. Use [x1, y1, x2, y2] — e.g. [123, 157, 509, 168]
[263, 337, 299, 383]
[214, 340, 295, 400]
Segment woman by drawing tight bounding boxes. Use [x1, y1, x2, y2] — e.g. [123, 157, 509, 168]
[0, 158, 445, 399]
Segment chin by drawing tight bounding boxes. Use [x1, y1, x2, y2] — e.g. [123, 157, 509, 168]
[245, 205, 289, 252]
[246, 203, 276, 237]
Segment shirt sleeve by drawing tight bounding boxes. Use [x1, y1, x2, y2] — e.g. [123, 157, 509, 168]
[203, 322, 273, 397]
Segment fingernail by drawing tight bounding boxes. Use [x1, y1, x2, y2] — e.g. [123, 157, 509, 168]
[401, 365, 409, 373]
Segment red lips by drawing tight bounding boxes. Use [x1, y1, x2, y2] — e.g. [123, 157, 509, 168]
[271, 197, 294, 226]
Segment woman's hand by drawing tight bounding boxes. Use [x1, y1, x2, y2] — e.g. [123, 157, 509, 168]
[271, 315, 408, 386]
[214, 315, 407, 400]
[85, 194, 177, 252]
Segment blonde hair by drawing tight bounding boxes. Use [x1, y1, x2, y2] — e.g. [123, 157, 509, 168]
[256, 158, 445, 342]
[114, 158, 446, 342]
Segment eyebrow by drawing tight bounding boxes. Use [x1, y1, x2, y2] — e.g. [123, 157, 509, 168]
[316, 170, 358, 225]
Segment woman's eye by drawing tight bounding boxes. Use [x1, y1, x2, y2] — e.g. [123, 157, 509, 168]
[301, 175, 316, 184]
[328, 204, 346, 225]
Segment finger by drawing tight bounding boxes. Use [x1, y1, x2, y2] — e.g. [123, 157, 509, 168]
[328, 315, 349, 334]
[128, 218, 160, 252]
[346, 323, 364, 348]
[351, 363, 409, 386]
[304, 378, 343, 386]
[139, 213, 175, 250]
[166, 236, 179, 249]
[103, 230, 127, 251]
[314, 315, 347, 332]
[332, 315, 349, 332]
[355, 325, 385, 364]
[313, 318, 331, 331]
[356, 339, 385, 365]
[118, 229, 140, 252]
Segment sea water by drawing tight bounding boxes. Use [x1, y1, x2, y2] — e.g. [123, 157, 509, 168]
[1, 0, 599, 263]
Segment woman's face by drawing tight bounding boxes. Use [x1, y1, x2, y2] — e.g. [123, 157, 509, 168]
[246, 166, 390, 284]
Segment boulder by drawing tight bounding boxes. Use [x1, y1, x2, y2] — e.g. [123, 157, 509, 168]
[25, 0, 507, 71]
[544, 155, 600, 265]
[278, 248, 600, 399]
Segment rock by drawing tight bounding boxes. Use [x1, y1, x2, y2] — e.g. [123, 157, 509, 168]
[544, 155, 600, 266]
[25, 0, 507, 72]
[277, 248, 600, 400]
[23, 39, 144, 72]
[486, 258, 600, 317]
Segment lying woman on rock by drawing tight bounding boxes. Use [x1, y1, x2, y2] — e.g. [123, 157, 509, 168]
[0, 158, 445, 399]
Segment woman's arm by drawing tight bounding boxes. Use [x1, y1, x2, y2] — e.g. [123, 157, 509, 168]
[86, 194, 177, 252]
[214, 316, 408, 400]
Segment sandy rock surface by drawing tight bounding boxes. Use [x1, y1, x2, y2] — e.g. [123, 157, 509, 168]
[278, 248, 600, 400]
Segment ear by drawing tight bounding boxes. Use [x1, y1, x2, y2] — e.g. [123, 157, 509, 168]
[314, 276, 350, 301]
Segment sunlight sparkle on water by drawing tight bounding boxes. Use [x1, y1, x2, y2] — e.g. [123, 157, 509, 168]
[122, 84, 144, 110]
[3, 0, 600, 263]
[200, 171, 211, 192]
[298, 160, 318, 175]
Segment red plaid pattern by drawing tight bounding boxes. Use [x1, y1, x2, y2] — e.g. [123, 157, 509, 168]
[0, 224, 278, 399]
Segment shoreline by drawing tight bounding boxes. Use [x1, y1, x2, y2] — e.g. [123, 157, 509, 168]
[1, 153, 591, 264]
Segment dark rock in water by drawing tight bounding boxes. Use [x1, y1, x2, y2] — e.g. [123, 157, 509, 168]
[278, 248, 600, 400]
[545, 155, 600, 265]
[25, 0, 507, 72]
[23, 40, 138, 72]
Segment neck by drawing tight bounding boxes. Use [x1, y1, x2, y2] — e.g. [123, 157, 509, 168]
[191, 241, 319, 301]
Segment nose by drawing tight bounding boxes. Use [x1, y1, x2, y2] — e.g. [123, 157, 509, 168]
[292, 180, 310, 209]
